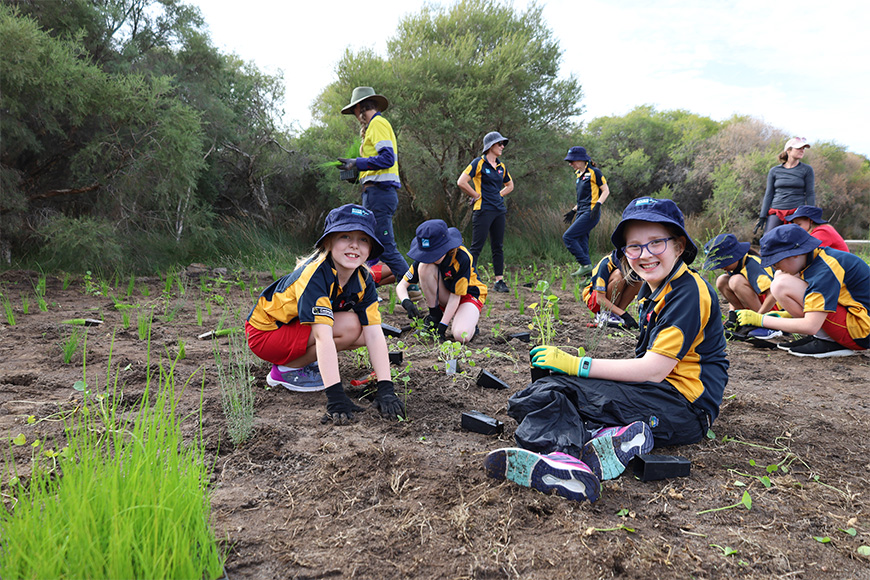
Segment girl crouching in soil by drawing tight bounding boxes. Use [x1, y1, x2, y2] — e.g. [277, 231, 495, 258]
[581, 249, 641, 329]
[485, 197, 728, 503]
[396, 219, 487, 344]
[245, 204, 405, 424]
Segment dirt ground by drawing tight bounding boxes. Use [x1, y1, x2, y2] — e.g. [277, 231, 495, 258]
[1, 266, 869, 579]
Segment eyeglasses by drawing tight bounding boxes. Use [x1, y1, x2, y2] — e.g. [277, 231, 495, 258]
[622, 237, 674, 259]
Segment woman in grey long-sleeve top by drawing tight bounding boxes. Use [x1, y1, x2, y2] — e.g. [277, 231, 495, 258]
[757, 137, 815, 235]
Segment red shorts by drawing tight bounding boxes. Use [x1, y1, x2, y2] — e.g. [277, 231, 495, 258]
[821, 305, 864, 351]
[441, 294, 484, 313]
[369, 264, 383, 285]
[768, 207, 797, 222]
[245, 320, 312, 366]
[585, 289, 600, 314]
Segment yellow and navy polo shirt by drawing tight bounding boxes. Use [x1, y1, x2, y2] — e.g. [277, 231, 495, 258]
[357, 113, 400, 188]
[635, 261, 729, 421]
[404, 246, 487, 303]
[247, 254, 381, 331]
[462, 156, 512, 212]
[800, 247, 870, 348]
[574, 166, 607, 211]
[729, 254, 775, 295]
[581, 250, 621, 304]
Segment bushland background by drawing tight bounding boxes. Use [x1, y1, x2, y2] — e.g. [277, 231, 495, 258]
[2, 0, 869, 277]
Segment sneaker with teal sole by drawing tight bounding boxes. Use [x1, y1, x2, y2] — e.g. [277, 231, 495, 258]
[484, 447, 600, 503]
[581, 421, 654, 481]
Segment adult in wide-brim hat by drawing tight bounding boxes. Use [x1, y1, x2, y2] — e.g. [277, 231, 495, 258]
[702, 233, 751, 271]
[481, 131, 509, 155]
[341, 87, 389, 115]
[407, 219, 463, 263]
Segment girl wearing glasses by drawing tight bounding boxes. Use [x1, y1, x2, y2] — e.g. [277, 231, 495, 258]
[484, 197, 728, 504]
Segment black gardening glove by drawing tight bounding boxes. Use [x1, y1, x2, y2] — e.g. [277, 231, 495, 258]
[401, 298, 422, 319]
[422, 306, 442, 329]
[371, 380, 405, 420]
[620, 311, 638, 330]
[321, 383, 363, 425]
[753, 217, 766, 235]
[591, 202, 602, 217]
[337, 157, 357, 171]
[435, 322, 449, 341]
[563, 209, 576, 224]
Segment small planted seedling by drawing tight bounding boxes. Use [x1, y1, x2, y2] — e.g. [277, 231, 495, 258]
[697, 490, 752, 514]
[1, 292, 15, 325]
[61, 328, 84, 364]
[137, 309, 153, 341]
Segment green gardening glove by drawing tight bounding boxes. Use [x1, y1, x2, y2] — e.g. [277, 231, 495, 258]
[530, 345, 582, 376]
[736, 309, 763, 328]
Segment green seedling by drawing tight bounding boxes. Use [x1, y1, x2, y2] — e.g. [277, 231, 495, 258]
[573, 284, 582, 303]
[858, 546, 870, 556]
[348, 346, 371, 369]
[83, 270, 101, 296]
[590, 525, 635, 533]
[840, 527, 858, 536]
[137, 310, 152, 341]
[61, 328, 84, 364]
[518, 293, 525, 315]
[196, 303, 203, 326]
[697, 490, 752, 514]
[1, 293, 15, 325]
[813, 536, 831, 543]
[62, 272, 71, 290]
[387, 287, 396, 314]
[140, 285, 150, 297]
[486, 302, 493, 318]
[34, 275, 48, 311]
[121, 311, 131, 329]
[21, 295, 30, 315]
[710, 544, 738, 557]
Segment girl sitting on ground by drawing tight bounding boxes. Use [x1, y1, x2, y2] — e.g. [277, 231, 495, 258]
[737, 224, 869, 358]
[702, 233, 778, 340]
[580, 249, 641, 329]
[484, 197, 728, 504]
[245, 204, 405, 424]
[396, 219, 487, 343]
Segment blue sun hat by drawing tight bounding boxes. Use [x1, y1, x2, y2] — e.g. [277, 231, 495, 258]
[759, 224, 820, 268]
[316, 204, 384, 260]
[564, 146, 592, 162]
[408, 219, 463, 263]
[702, 233, 750, 271]
[611, 197, 698, 265]
[785, 205, 828, 225]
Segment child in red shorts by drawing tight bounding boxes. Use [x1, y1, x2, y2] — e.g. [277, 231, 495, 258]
[245, 204, 404, 424]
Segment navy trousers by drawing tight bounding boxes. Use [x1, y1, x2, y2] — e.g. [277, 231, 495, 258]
[362, 184, 409, 278]
[563, 209, 600, 265]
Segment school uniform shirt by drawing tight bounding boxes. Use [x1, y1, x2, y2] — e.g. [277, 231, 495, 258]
[799, 247, 870, 348]
[574, 166, 607, 211]
[810, 224, 850, 252]
[728, 254, 775, 295]
[404, 246, 488, 303]
[463, 156, 511, 212]
[635, 261, 729, 422]
[356, 113, 400, 188]
[247, 254, 381, 331]
[581, 250, 621, 304]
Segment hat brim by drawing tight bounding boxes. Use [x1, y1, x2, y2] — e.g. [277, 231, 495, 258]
[785, 212, 827, 224]
[760, 238, 819, 268]
[611, 215, 698, 265]
[564, 153, 591, 162]
[316, 223, 385, 262]
[482, 138, 509, 155]
[341, 94, 389, 115]
[407, 228, 463, 263]
[702, 241, 749, 271]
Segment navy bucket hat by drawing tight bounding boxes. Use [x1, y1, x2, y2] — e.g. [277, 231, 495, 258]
[408, 219, 463, 263]
[785, 205, 828, 225]
[564, 146, 592, 162]
[316, 204, 385, 261]
[759, 224, 820, 268]
[611, 197, 698, 265]
[702, 233, 751, 271]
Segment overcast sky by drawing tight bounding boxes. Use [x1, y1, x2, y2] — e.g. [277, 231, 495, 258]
[191, 0, 870, 157]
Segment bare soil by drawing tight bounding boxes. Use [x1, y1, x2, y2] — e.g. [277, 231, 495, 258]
[2, 267, 869, 579]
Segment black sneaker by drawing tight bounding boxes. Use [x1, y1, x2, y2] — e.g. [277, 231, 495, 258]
[493, 279, 509, 293]
[788, 338, 858, 358]
[777, 335, 814, 352]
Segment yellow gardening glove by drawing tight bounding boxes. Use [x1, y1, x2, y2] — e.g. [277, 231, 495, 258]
[736, 309, 763, 327]
[767, 311, 793, 318]
[530, 345, 581, 376]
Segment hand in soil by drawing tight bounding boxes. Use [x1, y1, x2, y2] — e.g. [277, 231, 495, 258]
[372, 380, 405, 420]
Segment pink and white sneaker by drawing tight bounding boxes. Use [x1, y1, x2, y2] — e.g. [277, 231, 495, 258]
[581, 421, 653, 480]
[484, 447, 601, 503]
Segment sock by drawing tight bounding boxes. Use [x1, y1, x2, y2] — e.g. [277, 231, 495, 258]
[278, 365, 300, 372]
[813, 328, 833, 341]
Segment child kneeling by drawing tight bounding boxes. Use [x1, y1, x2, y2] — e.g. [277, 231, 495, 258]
[396, 219, 486, 343]
[245, 204, 404, 424]
[581, 249, 641, 328]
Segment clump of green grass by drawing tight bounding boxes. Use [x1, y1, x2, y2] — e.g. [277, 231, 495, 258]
[137, 309, 153, 341]
[61, 328, 84, 364]
[213, 330, 256, 447]
[0, 343, 225, 579]
[1, 292, 15, 325]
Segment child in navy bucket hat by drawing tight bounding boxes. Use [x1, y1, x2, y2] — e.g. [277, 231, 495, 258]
[562, 146, 611, 277]
[784, 205, 850, 252]
[702, 233, 777, 338]
[246, 204, 405, 424]
[396, 219, 487, 343]
[485, 197, 728, 504]
[736, 224, 870, 358]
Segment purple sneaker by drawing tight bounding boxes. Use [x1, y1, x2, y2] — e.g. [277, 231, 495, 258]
[267, 362, 325, 391]
[484, 447, 600, 503]
[581, 421, 653, 481]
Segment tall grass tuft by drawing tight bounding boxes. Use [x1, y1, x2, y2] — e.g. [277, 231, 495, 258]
[61, 327, 84, 364]
[0, 341, 225, 579]
[213, 328, 256, 447]
[1, 292, 15, 325]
